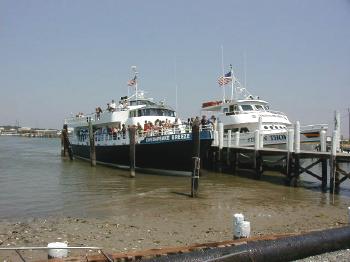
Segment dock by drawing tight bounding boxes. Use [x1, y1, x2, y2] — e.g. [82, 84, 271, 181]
[207, 121, 350, 193]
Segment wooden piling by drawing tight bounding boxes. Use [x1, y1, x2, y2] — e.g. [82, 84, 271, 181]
[88, 119, 96, 166]
[191, 120, 200, 197]
[321, 158, 328, 191]
[129, 126, 136, 178]
[330, 130, 338, 198]
[62, 124, 73, 160]
[227, 130, 232, 165]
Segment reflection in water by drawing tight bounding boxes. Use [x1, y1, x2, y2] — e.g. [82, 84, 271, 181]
[0, 136, 349, 219]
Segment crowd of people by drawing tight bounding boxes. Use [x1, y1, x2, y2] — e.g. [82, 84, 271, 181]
[77, 114, 217, 142]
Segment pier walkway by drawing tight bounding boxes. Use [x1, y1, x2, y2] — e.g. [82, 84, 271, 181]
[208, 122, 350, 192]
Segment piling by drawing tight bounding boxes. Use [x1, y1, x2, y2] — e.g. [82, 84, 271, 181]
[294, 121, 300, 154]
[61, 124, 73, 160]
[320, 130, 328, 191]
[330, 130, 339, 197]
[226, 130, 232, 165]
[88, 119, 96, 166]
[191, 120, 200, 197]
[129, 126, 136, 178]
[335, 110, 341, 152]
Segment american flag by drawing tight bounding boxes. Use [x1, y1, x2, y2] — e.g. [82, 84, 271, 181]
[217, 71, 232, 86]
[128, 75, 137, 86]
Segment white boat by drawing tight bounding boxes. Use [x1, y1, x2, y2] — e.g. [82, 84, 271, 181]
[64, 68, 213, 175]
[200, 65, 327, 148]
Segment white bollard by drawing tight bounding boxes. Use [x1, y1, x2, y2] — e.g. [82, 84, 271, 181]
[234, 131, 240, 147]
[227, 130, 232, 148]
[320, 130, 326, 152]
[240, 221, 251, 238]
[48, 242, 68, 258]
[213, 131, 219, 147]
[218, 122, 224, 150]
[259, 133, 264, 149]
[233, 213, 244, 239]
[254, 130, 260, 150]
[294, 121, 300, 153]
[288, 129, 294, 152]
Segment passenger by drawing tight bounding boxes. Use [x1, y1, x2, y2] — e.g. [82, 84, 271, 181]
[209, 116, 217, 130]
[137, 122, 143, 135]
[110, 100, 116, 111]
[121, 124, 126, 139]
[201, 115, 209, 126]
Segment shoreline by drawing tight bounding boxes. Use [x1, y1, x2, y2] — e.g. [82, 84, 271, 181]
[1, 200, 348, 260]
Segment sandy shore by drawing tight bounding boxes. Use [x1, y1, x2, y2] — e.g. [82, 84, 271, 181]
[1, 198, 348, 261]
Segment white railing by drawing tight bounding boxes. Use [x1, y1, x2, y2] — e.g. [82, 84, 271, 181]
[74, 124, 213, 146]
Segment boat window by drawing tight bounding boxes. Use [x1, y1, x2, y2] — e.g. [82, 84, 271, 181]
[232, 128, 239, 132]
[264, 126, 268, 129]
[255, 105, 264, 111]
[129, 110, 137, 117]
[137, 108, 175, 117]
[240, 127, 249, 133]
[270, 126, 273, 129]
[275, 126, 279, 129]
[264, 105, 270, 110]
[241, 105, 253, 111]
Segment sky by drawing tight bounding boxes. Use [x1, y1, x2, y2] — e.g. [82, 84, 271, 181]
[0, 0, 349, 137]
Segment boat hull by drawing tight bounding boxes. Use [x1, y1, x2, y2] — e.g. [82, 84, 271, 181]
[71, 135, 213, 175]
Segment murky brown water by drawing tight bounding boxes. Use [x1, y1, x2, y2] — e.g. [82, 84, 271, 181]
[1, 136, 349, 220]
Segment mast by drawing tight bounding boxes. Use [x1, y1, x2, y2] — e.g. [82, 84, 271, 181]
[230, 64, 234, 101]
[131, 66, 138, 102]
[221, 45, 225, 102]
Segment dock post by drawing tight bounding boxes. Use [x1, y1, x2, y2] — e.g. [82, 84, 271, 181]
[320, 130, 327, 191]
[227, 130, 232, 165]
[254, 130, 260, 150]
[286, 129, 294, 181]
[258, 117, 264, 149]
[330, 130, 338, 198]
[234, 131, 240, 147]
[191, 120, 200, 197]
[233, 132, 240, 174]
[88, 119, 96, 166]
[217, 122, 224, 172]
[61, 125, 67, 157]
[61, 124, 73, 160]
[334, 110, 341, 152]
[129, 126, 136, 178]
[294, 121, 300, 154]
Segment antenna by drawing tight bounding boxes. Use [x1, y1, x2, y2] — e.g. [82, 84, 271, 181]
[174, 57, 178, 113]
[131, 66, 138, 101]
[221, 45, 225, 102]
[243, 51, 247, 89]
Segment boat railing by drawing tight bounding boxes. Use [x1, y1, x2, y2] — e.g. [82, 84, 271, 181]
[300, 124, 328, 131]
[74, 124, 213, 145]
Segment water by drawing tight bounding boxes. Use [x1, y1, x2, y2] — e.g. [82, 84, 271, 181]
[0, 136, 349, 220]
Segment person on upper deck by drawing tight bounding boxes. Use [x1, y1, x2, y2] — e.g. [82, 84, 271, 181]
[109, 100, 116, 112]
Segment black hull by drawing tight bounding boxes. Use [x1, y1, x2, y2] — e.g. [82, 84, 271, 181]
[71, 140, 212, 173]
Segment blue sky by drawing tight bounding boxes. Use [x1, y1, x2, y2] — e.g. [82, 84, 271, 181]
[0, 0, 349, 137]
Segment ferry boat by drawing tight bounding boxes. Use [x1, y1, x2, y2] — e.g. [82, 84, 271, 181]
[201, 65, 327, 147]
[64, 68, 213, 175]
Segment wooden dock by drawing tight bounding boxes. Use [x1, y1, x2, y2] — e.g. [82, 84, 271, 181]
[207, 122, 350, 193]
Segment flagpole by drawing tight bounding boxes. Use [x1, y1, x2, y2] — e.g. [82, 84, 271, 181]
[221, 45, 225, 103]
[230, 64, 234, 101]
[131, 66, 138, 102]
[174, 57, 178, 113]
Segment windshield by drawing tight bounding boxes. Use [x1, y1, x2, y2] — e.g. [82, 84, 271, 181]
[241, 105, 253, 111]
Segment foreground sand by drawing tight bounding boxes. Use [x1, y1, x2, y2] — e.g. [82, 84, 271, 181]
[1, 198, 348, 260]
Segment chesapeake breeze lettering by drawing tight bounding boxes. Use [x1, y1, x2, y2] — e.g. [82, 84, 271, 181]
[144, 134, 191, 143]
